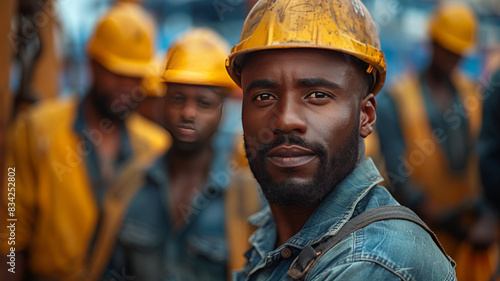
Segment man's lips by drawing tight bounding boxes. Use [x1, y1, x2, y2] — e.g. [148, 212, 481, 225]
[176, 124, 195, 136]
[177, 124, 195, 130]
[266, 145, 317, 168]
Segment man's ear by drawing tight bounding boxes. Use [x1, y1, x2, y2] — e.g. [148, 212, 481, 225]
[359, 93, 377, 138]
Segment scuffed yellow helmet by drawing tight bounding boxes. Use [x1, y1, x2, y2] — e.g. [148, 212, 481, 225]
[226, 0, 386, 95]
[162, 28, 237, 90]
[429, 2, 478, 56]
[87, 2, 156, 78]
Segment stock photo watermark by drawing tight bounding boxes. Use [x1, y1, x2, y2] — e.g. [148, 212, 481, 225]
[6, 167, 17, 274]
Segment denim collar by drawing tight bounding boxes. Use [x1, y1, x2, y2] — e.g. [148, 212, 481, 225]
[247, 157, 384, 259]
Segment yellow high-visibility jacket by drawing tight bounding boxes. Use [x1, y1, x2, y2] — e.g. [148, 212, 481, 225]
[1, 98, 170, 279]
[388, 71, 482, 215]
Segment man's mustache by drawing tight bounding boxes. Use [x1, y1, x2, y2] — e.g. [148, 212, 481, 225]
[258, 135, 326, 158]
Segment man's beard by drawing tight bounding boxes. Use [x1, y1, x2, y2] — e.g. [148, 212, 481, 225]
[89, 86, 128, 121]
[244, 126, 359, 207]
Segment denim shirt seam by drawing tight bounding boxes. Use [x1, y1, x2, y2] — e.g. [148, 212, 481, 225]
[318, 177, 382, 243]
[327, 254, 413, 281]
[353, 228, 364, 259]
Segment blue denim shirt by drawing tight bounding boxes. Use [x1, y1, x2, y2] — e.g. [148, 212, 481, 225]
[234, 158, 456, 281]
[116, 130, 237, 281]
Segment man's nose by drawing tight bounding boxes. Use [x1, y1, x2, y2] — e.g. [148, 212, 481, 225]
[271, 97, 307, 135]
[180, 100, 197, 121]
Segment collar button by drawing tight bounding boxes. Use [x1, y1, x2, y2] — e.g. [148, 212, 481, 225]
[281, 247, 293, 259]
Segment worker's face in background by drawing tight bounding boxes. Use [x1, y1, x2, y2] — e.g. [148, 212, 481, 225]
[163, 83, 224, 151]
[89, 60, 143, 120]
[431, 41, 462, 76]
[241, 49, 375, 207]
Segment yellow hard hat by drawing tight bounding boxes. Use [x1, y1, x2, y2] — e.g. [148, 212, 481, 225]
[141, 56, 167, 97]
[226, 0, 386, 95]
[429, 2, 477, 56]
[87, 2, 156, 78]
[162, 28, 238, 90]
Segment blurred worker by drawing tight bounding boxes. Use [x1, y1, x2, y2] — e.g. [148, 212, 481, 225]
[1, 2, 169, 280]
[479, 68, 500, 213]
[477, 68, 500, 281]
[114, 28, 261, 281]
[376, 1, 496, 268]
[226, 0, 455, 280]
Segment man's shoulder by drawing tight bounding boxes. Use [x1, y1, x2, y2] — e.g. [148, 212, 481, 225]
[310, 202, 456, 280]
[10, 98, 77, 142]
[19, 98, 77, 127]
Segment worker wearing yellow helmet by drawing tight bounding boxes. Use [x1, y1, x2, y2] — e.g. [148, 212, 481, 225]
[226, 0, 456, 280]
[375, 3, 497, 276]
[1, 2, 169, 281]
[115, 28, 262, 280]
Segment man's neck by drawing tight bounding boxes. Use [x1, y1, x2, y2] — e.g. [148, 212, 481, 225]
[424, 62, 452, 86]
[423, 64, 455, 111]
[270, 203, 319, 248]
[82, 95, 124, 164]
[82, 95, 124, 133]
[166, 142, 214, 226]
[167, 143, 213, 176]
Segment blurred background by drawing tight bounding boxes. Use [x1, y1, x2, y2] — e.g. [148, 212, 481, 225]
[1, 0, 500, 178]
[1, 1, 500, 279]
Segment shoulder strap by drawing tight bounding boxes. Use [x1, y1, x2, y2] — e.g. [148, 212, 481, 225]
[75, 159, 147, 281]
[287, 205, 453, 281]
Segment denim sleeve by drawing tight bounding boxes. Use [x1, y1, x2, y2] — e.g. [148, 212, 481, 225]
[375, 92, 423, 207]
[478, 69, 500, 210]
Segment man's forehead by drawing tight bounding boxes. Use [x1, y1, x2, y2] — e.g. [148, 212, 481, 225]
[242, 50, 355, 84]
[166, 83, 225, 98]
[241, 49, 370, 94]
[242, 49, 364, 77]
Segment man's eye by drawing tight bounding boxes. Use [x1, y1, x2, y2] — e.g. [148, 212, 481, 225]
[169, 96, 183, 103]
[255, 93, 275, 101]
[307, 92, 328, 99]
[199, 100, 212, 107]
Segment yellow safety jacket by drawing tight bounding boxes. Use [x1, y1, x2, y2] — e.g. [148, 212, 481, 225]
[387, 71, 482, 216]
[225, 136, 262, 276]
[1, 98, 169, 279]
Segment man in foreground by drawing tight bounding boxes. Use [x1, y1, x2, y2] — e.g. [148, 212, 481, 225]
[225, 0, 456, 279]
